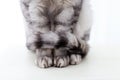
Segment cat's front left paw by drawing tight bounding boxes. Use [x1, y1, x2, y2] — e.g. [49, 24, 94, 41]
[54, 48, 70, 68]
[54, 56, 70, 68]
[36, 56, 53, 68]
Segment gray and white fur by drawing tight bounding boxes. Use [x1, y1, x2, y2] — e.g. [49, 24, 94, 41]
[20, 0, 92, 68]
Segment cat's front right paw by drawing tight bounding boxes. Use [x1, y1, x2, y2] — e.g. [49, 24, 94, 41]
[36, 56, 53, 68]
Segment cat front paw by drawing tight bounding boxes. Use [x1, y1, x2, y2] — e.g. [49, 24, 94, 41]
[54, 56, 69, 68]
[36, 56, 53, 68]
[70, 54, 82, 65]
[80, 40, 89, 53]
[68, 40, 89, 65]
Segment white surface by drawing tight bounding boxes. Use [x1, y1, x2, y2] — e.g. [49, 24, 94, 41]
[0, 0, 120, 80]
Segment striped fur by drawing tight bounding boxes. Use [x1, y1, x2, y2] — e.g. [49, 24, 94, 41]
[20, 0, 92, 68]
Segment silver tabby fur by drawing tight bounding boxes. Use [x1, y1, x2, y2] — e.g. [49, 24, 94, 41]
[20, 0, 92, 68]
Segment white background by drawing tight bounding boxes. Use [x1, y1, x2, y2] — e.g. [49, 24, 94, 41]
[0, 0, 120, 80]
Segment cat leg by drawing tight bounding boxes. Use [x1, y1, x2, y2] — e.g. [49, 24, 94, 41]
[53, 6, 80, 67]
[21, 1, 54, 68]
[22, 1, 51, 51]
[70, 0, 93, 65]
[68, 40, 89, 65]
[21, 1, 78, 50]
[54, 1, 91, 65]
[74, 0, 92, 41]
[25, 26, 54, 68]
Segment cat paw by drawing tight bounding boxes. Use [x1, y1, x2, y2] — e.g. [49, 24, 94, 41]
[70, 54, 82, 65]
[54, 56, 69, 68]
[36, 56, 53, 68]
[79, 40, 89, 53]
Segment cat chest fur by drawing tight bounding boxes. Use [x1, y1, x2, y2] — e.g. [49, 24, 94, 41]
[39, 0, 83, 31]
